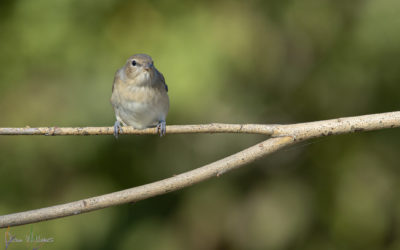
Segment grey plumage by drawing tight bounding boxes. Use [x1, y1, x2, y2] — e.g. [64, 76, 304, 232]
[111, 54, 169, 137]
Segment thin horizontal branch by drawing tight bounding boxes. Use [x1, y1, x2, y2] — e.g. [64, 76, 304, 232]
[0, 124, 276, 136]
[0, 111, 399, 228]
[1, 111, 399, 139]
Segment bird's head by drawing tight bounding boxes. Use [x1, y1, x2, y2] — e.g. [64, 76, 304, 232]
[123, 53, 155, 84]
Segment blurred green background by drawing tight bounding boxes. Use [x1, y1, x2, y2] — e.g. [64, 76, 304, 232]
[1, 0, 400, 249]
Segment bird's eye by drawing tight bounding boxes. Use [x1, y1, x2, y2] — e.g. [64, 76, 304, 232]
[131, 60, 137, 66]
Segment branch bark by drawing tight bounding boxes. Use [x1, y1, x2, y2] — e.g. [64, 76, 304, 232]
[0, 111, 399, 228]
[1, 111, 399, 139]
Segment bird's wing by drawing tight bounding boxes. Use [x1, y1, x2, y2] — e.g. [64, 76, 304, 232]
[158, 70, 168, 92]
[111, 69, 125, 107]
[112, 70, 120, 93]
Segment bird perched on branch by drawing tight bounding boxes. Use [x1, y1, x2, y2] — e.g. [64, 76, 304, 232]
[111, 54, 169, 138]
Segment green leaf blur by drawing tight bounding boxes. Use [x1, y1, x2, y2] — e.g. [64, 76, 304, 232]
[1, 0, 400, 249]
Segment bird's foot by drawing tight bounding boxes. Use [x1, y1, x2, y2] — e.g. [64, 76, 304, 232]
[156, 120, 166, 137]
[114, 120, 121, 139]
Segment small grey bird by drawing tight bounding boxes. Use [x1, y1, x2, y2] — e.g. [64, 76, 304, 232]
[111, 54, 169, 137]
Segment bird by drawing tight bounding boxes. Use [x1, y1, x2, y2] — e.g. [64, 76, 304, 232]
[111, 54, 169, 138]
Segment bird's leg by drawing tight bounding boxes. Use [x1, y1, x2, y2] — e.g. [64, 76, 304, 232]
[114, 120, 121, 139]
[156, 120, 166, 137]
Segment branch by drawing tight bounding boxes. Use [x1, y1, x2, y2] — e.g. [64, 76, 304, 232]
[0, 124, 275, 136]
[0, 111, 399, 138]
[0, 111, 399, 228]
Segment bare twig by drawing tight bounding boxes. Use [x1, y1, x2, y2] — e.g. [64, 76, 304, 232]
[0, 111, 399, 228]
[0, 124, 275, 136]
[0, 136, 294, 228]
[1, 111, 399, 138]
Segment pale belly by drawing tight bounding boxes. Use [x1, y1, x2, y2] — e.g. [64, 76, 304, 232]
[116, 101, 167, 129]
[112, 86, 169, 129]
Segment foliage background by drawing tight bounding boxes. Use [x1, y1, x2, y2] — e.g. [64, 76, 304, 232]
[1, 0, 400, 249]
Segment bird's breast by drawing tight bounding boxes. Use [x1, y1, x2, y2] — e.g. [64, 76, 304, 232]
[112, 84, 169, 128]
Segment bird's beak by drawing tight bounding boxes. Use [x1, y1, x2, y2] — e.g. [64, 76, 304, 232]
[144, 63, 153, 71]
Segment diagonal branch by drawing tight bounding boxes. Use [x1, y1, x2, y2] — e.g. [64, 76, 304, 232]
[0, 111, 399, 228]
[0, 136, 294, 228]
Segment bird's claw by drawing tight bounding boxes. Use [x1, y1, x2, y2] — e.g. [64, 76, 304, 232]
[114, 120, 121, 139]
[157, 120, 166, 137]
